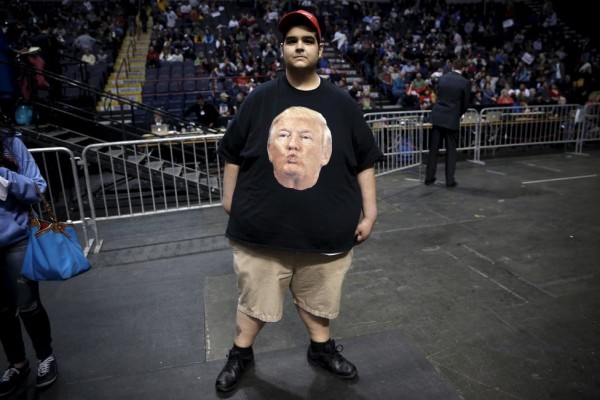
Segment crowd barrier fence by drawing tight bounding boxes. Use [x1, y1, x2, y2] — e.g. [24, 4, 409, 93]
[29, 103, 599, 252]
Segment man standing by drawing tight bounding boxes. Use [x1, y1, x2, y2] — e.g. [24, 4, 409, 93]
[425, 58, 470, 187]
[216, 9, 383, 393]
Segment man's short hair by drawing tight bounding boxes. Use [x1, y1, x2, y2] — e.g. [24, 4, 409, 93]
[453, 58, 467, 70]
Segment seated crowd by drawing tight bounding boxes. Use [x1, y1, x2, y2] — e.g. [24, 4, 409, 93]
[1, 0, 598, 123]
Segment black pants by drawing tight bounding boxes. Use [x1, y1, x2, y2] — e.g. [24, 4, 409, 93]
[0, 239, 53, 365]
[425, 125, 458, 185]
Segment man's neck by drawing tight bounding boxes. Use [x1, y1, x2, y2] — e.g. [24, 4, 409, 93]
[286, 70, 321, 91]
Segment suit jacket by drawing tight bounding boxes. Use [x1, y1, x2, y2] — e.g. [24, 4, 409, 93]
[429, 71, 471, 131]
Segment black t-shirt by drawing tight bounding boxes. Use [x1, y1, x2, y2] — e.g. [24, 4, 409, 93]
[218, 76, 383, 253]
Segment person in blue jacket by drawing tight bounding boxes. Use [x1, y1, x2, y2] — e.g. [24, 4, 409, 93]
[0, 114, 58, 397]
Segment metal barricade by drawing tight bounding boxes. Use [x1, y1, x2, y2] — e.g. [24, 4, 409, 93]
[577, 102, 600, 153]
[369, 115, 423, 176]
[73, 104, 590, 253]
[29, 147, 93, 254]
[476, 104, 581, 160]
[365, 111, 428, 176]
[81, 134, 224, 225]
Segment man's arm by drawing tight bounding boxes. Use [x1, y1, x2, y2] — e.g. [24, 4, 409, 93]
[222, 161, 240, 215]
[354, 166, 377, 244]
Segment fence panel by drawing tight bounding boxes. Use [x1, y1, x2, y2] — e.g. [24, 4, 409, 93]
[81, 134, 224, 222]
[29, 147, 93, 254]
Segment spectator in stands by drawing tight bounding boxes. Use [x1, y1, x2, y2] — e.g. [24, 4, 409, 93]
[138, 5, 149, 34]
[360, 91, 376, 112]
[215, 92, 232, 117]
[391, 71, 407, 105]
[419, 87, 436, 110]
[549, 83, 561, 103]
[331, 26, 348, 53]
[232, 92, 245, 114]
[183, 95, 219, 128]
[166, 47, 184, 62]
[81, 48, 96, 65]
[181, 34, 195, 60]
[179, 0, 192, 19]
[348, 81, 364, 102]
[481, 81, 498, 105]
[148, 108, 169, 131]
[239, 12, 257, 30]
[96, 48, 109, 64]
[146, 45, 160, 68]
[165, 7, 178, 29]
[377, 65, 393, 101]
[497, 89, 515, 105]
[228, 15, 240, 30]
[73, 29, 96, 52]
[124, 0, 138, 37]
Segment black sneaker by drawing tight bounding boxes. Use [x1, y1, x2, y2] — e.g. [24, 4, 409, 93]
[215, 347, 254, 392]
[0, 361, 30, 397]
[36, 356, 58, 389]
[307, 339, 358, 380]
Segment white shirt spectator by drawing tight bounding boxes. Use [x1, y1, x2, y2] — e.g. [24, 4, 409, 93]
[266, 10, 279, 23]
[166, 9, 178, 29]
[180, 3, 192, 15]
[228, 16, 239, 29]
[332, 30, 348, 52]
[166, 49, 184, 62]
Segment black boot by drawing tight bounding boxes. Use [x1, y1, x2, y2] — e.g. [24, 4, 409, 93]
[307, 339, 357, 380]
[215, 346, 254, 392]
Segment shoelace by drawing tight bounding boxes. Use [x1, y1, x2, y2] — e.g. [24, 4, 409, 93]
[38, 357, 54, 376]
[1, 368, 19, 382]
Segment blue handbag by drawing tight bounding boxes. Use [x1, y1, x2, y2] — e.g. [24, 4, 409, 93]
[21, 189, 91, 281]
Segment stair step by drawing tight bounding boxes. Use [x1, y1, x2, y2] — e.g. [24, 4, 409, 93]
[146, 160, 165, 170]
[64, 136, 89, 144]
[127, 154, 148, 164]
[105, 148, 124, 158]
[106, 86, 142, 94]
[163, 166, 183, 176]
[183, 171, 200, 182]
[108, 79, 144, 86]
[43, 130, 69, 137]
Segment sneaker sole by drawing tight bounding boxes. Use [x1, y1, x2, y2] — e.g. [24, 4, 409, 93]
[307, 357, 358, 380]
[36, 373, 58, 389]
[0, 367, 30, 396]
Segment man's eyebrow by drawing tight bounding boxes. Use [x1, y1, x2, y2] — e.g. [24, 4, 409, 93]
[285, 35, 317, 41]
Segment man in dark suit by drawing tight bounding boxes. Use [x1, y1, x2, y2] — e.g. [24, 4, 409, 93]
[425, 58, 470, 187]
[183, 95, 219, 129]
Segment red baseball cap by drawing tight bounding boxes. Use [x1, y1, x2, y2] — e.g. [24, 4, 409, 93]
[278, 10, 321, 41]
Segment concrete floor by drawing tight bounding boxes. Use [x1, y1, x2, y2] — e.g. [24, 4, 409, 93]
[8, 148, 600, 400]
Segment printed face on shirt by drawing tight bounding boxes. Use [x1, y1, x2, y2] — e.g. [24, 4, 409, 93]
[267, 107, 332, 190]
[281, 26, 322, 71]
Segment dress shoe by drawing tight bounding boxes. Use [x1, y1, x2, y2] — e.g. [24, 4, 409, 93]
[424, 178, 436, 185]
[307, 339, 357, 380]
[446, 181, 457, 188]
[215, 347, 254, 392]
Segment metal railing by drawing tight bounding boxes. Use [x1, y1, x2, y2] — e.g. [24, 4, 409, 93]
[29, 147, 94, 254]
[27, 103, 599, 254]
